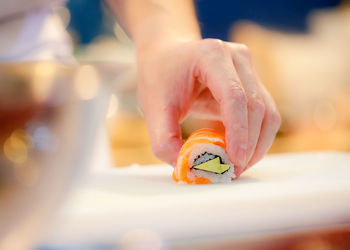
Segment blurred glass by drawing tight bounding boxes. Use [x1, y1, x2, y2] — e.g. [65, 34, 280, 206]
[0, 63, 105, 249]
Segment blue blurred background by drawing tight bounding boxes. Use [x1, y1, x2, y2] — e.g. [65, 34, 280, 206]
[67, 0, 341, 44]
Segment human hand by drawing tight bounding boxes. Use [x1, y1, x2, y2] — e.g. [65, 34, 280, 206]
[137, 38, 281, 176]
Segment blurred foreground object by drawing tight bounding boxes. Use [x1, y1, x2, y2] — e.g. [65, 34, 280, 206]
[89, 61, 162, 166]
[0, 63, 106, 249]
[69, 31, 161, 166]
[231, 5, 350, 153]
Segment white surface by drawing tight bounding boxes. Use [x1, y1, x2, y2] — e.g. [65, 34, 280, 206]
[42, 152, 350, 247]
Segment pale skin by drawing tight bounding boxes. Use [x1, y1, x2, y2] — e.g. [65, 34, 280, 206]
[108, 0, 281, 177]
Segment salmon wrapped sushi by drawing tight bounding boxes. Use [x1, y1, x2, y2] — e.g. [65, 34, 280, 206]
[173, 128, 235, 184]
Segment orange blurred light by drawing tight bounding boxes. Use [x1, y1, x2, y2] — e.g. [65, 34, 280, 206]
[3, 130, 31, 164]
[73, 65, 100, 100]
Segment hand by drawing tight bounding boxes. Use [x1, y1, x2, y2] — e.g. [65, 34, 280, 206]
[137, 38, 281, 176]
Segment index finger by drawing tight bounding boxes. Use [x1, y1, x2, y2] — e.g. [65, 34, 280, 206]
[195, 39, 248, 170]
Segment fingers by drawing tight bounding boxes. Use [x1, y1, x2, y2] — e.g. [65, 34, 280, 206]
[143, 102, 183, 166]
[225, 43, 265, 167]
[248, 87, 281, 167]
[196, 39, 248, 171]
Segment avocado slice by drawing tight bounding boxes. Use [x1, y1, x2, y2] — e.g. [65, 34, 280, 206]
[193, 157, 230, 174]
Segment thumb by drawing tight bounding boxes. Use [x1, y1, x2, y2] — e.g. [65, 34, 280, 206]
[143, 104, 183, 166]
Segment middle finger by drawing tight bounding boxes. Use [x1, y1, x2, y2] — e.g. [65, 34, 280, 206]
[226, 42, 265, 166]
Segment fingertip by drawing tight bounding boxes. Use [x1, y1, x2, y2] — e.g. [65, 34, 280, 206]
[247, 154, 262, 168]
[169, 137, 183, 166]
[234, 165, 245, 178]
[236, 144, 248, 166]
[226, 132, 248, 169]
[152, 136, 183, 166]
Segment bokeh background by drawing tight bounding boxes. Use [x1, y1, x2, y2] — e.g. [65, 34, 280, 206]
[54, 0, 350, 166]
[1, 1, 350, 249]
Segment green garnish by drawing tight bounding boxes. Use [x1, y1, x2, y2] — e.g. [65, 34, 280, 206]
[193, 157, 230, 174]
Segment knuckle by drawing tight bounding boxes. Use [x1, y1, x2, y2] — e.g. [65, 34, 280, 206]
[248, 97, 265, 114]
[152, 143, 166, 159]
[201, 38, 225, 53]
[151, 134, 178, 161]
[220, 81, 247, 106]
[231, 90, 247, 105]
[230, 122, 248, 132]
[266, 110, 282, 129]
[236, 43, 251, 58]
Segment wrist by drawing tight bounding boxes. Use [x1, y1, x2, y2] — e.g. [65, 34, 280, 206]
[132, 19, 201, 56]
[135, 31, 200, 59]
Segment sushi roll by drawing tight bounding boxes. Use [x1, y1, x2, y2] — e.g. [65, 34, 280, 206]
[173, 128, 235, 184]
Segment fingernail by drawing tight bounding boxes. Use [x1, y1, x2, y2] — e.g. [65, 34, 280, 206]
[237, 145, 247, 167]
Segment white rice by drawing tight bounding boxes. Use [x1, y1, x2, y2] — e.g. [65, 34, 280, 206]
[187, 143, 235, 183]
